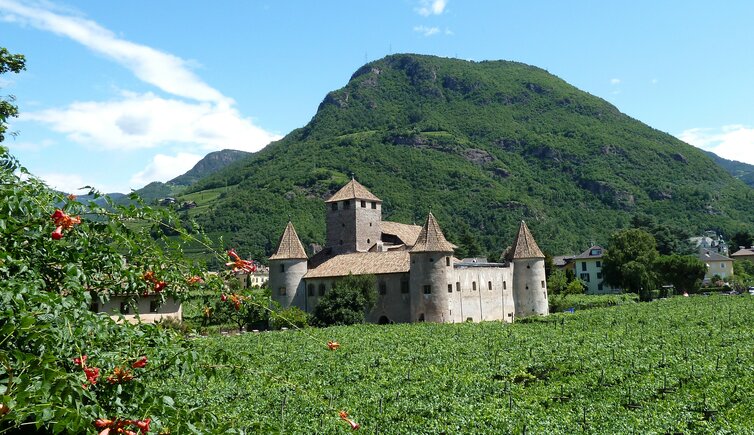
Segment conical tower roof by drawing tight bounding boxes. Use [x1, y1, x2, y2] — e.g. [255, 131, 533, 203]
[325, 178, 381, 203]
[269, 221, 308, 260]
[410, 212, 456, 253]
[508, 221, 545, 260]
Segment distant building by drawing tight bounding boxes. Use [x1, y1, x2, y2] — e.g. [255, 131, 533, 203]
[698, 249, 734, 283]
[268, 179, 549, 324]
[236, 266, 269, 288]
[92, 294, 182, 324]
[690, 231, 729, 256]
[730, 247, 754, 263]
[552, 254, 576, 274]
[571, 246, 621, 294]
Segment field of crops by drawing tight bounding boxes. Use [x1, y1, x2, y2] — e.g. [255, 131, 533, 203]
[152, 295, 754, 433]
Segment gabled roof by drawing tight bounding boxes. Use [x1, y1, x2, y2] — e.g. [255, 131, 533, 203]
[508, 221, 545, 259]
[731, 248, 754, 257]
[409, 212, 456, 253]
[573, 245, 605, 260]
[304, 251, 409, 278]
[698, 249, 732, 262]
[269, 221, 308, 260]
[325, 178, 381, 203]
[381, 221, 422, 247]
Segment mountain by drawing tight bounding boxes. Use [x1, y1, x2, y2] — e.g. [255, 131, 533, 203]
[704, 151, 754, 188]
[171, 54, 754, 264]
[170, 149, 252, 186]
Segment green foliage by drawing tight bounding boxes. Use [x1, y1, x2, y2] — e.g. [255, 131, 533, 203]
[157, 295, 754, 432]
[547, 268, 569, 294]
[0, 48, 25, 142]
[549, 293, 639, 312]
[603, 229, 659, 301]
[656, 254, 706, 292]
[311, 274, 377, 326]
[730, 231, 753, 251]
[270, 306, 309, 330]
[564, 278, 587, 295]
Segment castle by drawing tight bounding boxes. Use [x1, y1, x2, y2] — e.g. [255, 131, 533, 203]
[268, 179, 549, 324]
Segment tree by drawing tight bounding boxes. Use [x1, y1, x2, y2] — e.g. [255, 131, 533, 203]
[0, 48, 25, 141]
[731, 231, 753, 251]
[547, 268, 568, 294]
[656, 254, 706, 293]
[602, 228, 659, 301]
[311, 274, 377, 326]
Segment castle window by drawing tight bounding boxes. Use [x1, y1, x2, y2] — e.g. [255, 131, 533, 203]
[472, 281, 477, 291]
[429, 257, 434, 263]
[367, 238, 370, 244]
[423, 285, 432, 294]
[446, 257, 450, 266]
[371, 202, 377, 209]
[343, 200, 350, 209]
[527, 264, 531, 269]
[331, 202, 337, 211]
[503, 281, 507, 290]
[379, 281, 387, 295]
[456, 282, 460, 292]
[448, 284, 453, 293]
[120, 302, 130, 315]
[308, 284, 315, 296]
[280, 264, 285, 272]
[488, 281, 492, 290]
[279, 287, 287, 296]
[541, 280, 545, 288]
[319, 284, 326, 296]
[401, 280, 409, 294]
[361, 200, 366, 208]
[149, 300, 160, 313]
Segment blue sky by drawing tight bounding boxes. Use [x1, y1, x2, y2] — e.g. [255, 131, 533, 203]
[2, 0, 754, 193]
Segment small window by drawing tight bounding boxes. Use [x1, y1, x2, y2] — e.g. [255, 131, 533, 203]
[379, 281, 387, 295]
[319, 283, 326, 296]
[503, 281, 507, 290]
[446, 257, 451, 266]
[401, 280, 409, 294]
[371, 202, 377, 209]
[308, 284, 315, 296]
[580, 273, 590, 283]
[581, 262, 587, 272]
[343, 200, 350, 209]
[488, 281, 492, 290]
[419, 314, 425, 322]
[448, 284, 453, 293]
[361, 200, 366, 208]
[367, 238, 371, 244]
[591, 249, 602, 256]
[279, 287, 287, 296]
[596, 261, 601, 268]
[280, 264, 285, 273]
[423, 285, 432, 294]
[149, 300, 159, 313]
[456, 282, 460, 292]
[527, 264, 531, 269]
[120, 302, 130, 315]
[597, 272, 602, 279]
[541, 280, 545, 288]
[721, 263, 725, 268]
[429, 257, 434, 263]
[472, 281, 477, 291]
[598, 283, 604, 291]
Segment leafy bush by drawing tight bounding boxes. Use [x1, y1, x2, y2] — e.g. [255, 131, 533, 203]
[311, 274, 376, 326]
[269, 306, 309, 330]
[549, 293, 639, 312]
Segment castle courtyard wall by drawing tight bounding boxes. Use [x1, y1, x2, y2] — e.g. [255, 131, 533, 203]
[449, 265, 514, 323]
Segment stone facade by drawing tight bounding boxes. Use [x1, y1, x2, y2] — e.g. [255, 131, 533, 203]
[269, 179, 548, 324]
[94, 294, 182, 324]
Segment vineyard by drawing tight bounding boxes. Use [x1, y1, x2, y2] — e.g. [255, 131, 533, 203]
[153, 295, 754, 433]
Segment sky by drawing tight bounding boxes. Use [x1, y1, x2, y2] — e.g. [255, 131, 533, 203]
[2, 0, 754, 194]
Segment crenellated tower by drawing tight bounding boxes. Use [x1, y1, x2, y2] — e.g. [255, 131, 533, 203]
[268, 221, 308, 309]
[324, 178, 382, 254]
[509, 221, 548, 318]
[409, 212, 456, 322]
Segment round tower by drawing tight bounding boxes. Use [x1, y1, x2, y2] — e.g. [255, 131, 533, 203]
[509, 221, 549, 317]
[268, 221, 308, 309]
[409, 212, 455, 323]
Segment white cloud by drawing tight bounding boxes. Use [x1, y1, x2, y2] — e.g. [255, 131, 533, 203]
[610, 78, 621, 85]
[37, 171, 92, 194]
[414, 25, 440, 37]
[129, 152, 202, 187]
[416, 0, 447, 16]
[20, 91, 280, 152]
[0, 0, 230, 105]
[678, 125, 754, 165]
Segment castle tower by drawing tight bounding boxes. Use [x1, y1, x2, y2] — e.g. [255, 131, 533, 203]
[324, 178, 382, 254]
[409, 212, 456, 322]
[509, 221, 548, 317]
[268, 221, 308, 309]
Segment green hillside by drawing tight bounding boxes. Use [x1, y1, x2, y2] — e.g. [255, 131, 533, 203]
[174, 54, 754, 263]
[705, 150, 754, 188]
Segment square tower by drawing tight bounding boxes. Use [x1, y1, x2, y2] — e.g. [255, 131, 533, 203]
[325, 178, 382, 253]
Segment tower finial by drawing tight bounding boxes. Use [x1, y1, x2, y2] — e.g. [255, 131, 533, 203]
[351, 172, 355, 181]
